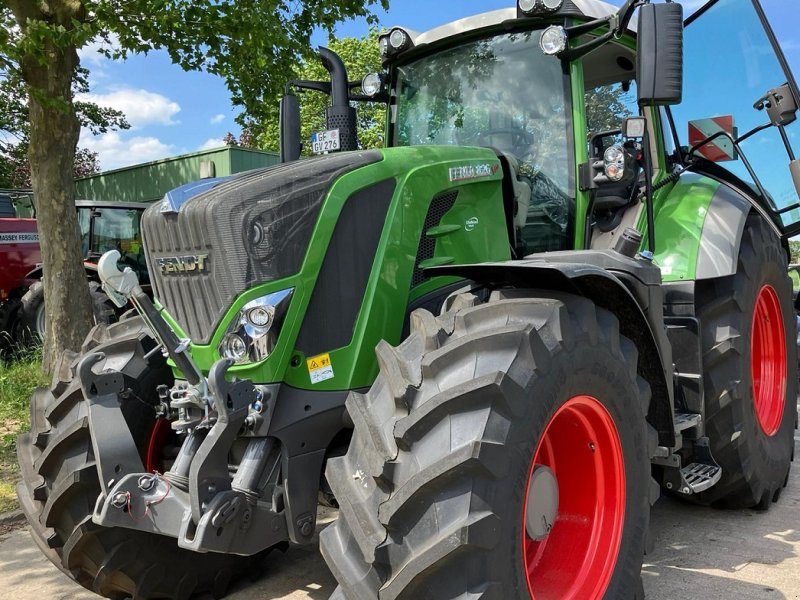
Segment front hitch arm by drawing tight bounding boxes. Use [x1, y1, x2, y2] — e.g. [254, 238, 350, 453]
[98, 249, 204, 386]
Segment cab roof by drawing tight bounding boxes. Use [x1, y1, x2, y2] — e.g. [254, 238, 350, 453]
[400, 0, 635, 49]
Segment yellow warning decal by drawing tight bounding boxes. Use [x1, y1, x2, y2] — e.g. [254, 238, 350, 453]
[307, 353, 334, 384]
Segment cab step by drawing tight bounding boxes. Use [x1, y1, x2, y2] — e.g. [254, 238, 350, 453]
[673, 411, 702, 432]
[680, 462, 722, 494]
[661, 437, 722, 495]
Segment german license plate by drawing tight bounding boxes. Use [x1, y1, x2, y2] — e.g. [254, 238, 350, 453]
[311, 129, 341, 154]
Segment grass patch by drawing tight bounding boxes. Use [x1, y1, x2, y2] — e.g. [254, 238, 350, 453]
[0, 352, 47, 513]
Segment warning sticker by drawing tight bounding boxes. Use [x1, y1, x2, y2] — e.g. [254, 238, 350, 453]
[307, 353, 334, 384]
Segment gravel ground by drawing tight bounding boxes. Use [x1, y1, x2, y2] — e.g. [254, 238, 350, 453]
[0, 429, 798, 599]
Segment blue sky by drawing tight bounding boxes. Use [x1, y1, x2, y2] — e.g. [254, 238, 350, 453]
[77, 0, 799, 171]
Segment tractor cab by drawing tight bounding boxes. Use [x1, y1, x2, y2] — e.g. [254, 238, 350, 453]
[282, 0, 800, 254]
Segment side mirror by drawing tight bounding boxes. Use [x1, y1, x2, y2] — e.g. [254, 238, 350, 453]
[280, 93, 301, 163]
[637, 2, 684, 106]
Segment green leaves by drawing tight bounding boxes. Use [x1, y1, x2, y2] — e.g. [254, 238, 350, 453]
[255, 30, 386, 154]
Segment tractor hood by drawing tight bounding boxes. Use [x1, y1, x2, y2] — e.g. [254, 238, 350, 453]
[140, 151, 381, 344]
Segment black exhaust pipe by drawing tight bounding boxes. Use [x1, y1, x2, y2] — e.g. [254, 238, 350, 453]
[280, 92, 301, 163]
[319, 46, 358, 152]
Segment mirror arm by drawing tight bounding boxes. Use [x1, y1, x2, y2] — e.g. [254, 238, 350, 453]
[777, 125, 797, 161]
[615, 0, 648, 36]
[288, 79, 332, 95]
[561, 0, 646, 62]
[688, 128, 774, 210]
[561, 30, 615, 62]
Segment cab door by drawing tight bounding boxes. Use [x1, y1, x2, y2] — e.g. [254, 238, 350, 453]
[668, 0, 800, 237]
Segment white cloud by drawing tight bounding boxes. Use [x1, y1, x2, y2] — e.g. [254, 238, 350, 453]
[198, 138, 225, 151]
[78, 34, 120, 66]
[80, 131, 176, 171]
[76, 88, 181, 128]
[209, 114, 226, 125]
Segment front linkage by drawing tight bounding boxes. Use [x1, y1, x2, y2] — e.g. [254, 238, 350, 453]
[91, 251, 295, 554]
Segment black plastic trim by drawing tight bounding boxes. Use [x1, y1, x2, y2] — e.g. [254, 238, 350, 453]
[295, 179, 396, 357]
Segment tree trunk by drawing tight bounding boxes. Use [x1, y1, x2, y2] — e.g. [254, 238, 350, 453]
[23, 45, 94, 373]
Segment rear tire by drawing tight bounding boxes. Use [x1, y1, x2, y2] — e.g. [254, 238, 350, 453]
[694, 214, 796, 508]
[321, 291, 652, 599]
[16, 317, 264, 599]
[0, 297, 22, 353]
[19, 280, 118, 343]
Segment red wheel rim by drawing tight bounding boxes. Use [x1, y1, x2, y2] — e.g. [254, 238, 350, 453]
[146, 418, 172, 473]
[751, 284, 786, 437]
[522, 395, 626, 600]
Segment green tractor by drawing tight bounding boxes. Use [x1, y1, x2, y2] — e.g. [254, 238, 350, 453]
[17, 0, 800, 598]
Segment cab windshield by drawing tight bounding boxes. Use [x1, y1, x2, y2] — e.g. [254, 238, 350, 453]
[392, 31, 574, 252]
[393, 31, 574, 198]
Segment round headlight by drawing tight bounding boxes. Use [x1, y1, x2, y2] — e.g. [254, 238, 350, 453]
[221, 333, 248, 362]
[518, 0, 538, 13]
[379, 36, 389, 58]
[604, 146, 623, 164]
[540, 26, 568, 56]
[541, 0, 564, 11]
[246, 305, 274, 328]
[362, 72, 383, 97]
[389, 28, 409, 50]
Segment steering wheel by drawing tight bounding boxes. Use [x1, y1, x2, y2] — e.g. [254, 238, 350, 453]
[478, 127, 535, 158]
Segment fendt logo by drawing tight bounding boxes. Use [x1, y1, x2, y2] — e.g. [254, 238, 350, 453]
[156, 254, 209, 274]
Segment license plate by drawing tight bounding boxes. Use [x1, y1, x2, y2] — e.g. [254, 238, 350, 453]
[311, 129, 341, 154]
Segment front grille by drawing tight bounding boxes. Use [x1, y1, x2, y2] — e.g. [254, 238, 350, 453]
[141, 151, 381, 344]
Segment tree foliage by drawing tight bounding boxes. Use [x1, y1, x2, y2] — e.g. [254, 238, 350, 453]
[255, 30, 386, 154]
[0, 67, 125, 187]
[585, 84, 636, 135]
[1, 0, 387, 372]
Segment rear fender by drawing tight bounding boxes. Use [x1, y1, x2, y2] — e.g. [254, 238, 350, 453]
[654, 173, 751, 282]
[432, 255, 676, 448]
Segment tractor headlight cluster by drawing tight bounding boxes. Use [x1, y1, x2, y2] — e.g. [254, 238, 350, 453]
[218, 288, 293, 364]
[603, 145, 627, 182]
[518, 0, 564, 16]
[379, 27, 414, 61]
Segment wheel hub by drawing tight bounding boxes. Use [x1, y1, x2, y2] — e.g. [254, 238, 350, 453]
[522, 395, 626, 600]
[525, 465, 559, 541]
[751, 284, 786, 437]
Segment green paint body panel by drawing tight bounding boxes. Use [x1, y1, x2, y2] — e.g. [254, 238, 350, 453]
[165, 146, 510, 390]
[75, 147, 280, 203]
[650, 174, 721, 282]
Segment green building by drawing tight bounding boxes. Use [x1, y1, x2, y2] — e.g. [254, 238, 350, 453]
[75, 146, 280, 203]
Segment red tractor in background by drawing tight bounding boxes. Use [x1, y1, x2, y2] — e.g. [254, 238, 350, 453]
[0, 189, 150, 351]
[0, 189, 40, 348]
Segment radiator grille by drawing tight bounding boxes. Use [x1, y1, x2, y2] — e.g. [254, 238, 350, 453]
[141, 152, 381, 343]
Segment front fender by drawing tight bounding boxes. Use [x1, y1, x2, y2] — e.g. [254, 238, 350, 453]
[432, 253, 676, 448]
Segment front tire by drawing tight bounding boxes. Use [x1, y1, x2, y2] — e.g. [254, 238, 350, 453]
[16, 318, 263, 598]
[321, 291, 653, 599]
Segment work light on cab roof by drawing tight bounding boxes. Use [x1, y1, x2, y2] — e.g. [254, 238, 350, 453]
[519, 0, 564, 15]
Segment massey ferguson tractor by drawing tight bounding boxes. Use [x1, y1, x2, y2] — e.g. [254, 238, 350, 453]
[0, 198, 151, 350]
[17, 0, 800, 598]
